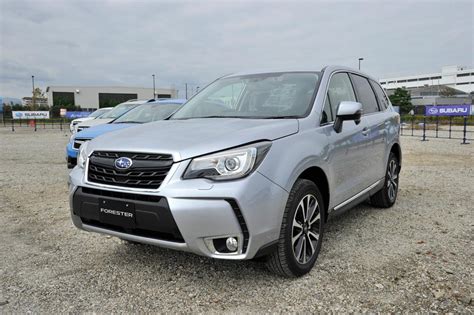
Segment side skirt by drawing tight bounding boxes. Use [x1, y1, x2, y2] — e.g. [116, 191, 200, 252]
[330, 179, 383, 215]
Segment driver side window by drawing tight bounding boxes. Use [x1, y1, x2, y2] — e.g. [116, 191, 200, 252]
[325, 73, 356, 121]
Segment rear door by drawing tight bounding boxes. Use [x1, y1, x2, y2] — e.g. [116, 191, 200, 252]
[321, 72, 369, 206]
[349, 74, 387, 185]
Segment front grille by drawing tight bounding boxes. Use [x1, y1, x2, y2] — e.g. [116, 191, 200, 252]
[87, 151, 173, 189]
[77, 126, 89, 132]
[73, 138, 90, 150]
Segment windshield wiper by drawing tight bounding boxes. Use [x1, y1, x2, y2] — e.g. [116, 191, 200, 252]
[261, 115, 300, 119]
[177, 115, 245, 119]
[172, 115, 301, 120]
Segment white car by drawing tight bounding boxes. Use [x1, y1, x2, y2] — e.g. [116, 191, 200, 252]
[75, 99, 155, 133]
[69, 107, 112, 132]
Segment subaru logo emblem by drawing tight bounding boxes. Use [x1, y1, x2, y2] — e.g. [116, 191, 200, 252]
[428, 107, 438, 115]
[114, 157, 133, 170]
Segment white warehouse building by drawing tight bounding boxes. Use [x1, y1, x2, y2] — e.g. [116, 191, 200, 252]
[380, 65, 474, 94]
[46, 86, 177, 109]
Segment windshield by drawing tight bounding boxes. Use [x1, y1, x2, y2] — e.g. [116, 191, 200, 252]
[100, 103, 139, 119]
[171, 72, 320, 119]
[113, 103, 182, 123]
[89, 108, 110, 118]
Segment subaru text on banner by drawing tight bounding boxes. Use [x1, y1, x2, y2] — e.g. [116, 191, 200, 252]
[69, 66, 401, 277]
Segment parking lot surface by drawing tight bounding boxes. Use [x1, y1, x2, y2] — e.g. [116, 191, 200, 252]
[0, 128, 473, 313]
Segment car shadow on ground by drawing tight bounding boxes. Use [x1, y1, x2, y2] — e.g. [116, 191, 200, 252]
[103, 200, 386, 281]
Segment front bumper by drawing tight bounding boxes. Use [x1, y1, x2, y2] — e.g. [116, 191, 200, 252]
[68, 161, 288, 260]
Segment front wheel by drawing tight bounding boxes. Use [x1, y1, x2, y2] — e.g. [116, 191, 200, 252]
[370, 152, 399, 208]
[265, 179, 325, 277]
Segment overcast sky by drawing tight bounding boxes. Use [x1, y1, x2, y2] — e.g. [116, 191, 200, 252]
[0, 0, 473, 98]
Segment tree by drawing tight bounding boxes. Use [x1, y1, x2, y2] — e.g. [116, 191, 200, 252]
[389, 87, 413, 114]
[30, 87, 46, 110]
[2, 103, 25, 118]
[33, 87, 45, 98]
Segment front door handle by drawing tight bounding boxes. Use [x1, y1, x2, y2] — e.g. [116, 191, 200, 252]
[362, 127, 370, 136]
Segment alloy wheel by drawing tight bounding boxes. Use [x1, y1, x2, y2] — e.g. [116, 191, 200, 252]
[291, 194, 321, 264]
[387, 159, 398, 202]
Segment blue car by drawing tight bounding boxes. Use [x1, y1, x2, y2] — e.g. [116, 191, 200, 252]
[66, 99, 186, 168]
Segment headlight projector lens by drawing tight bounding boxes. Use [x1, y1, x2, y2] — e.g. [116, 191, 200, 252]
[225, 157, 240, 171]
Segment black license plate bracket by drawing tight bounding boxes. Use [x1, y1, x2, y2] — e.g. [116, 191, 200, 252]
[98, 199, 136, 228]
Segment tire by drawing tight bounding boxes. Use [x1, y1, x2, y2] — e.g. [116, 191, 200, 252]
[370, 152, 399, 208]
[266, 179, 325, 277]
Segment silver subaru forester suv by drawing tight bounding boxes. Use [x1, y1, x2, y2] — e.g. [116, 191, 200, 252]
[69, 66, 401, 277]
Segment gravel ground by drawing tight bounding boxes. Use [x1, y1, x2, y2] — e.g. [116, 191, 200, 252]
[0, 127, 473, 313]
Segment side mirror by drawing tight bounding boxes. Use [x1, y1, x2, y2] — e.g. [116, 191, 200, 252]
[333, 101, 362, 133]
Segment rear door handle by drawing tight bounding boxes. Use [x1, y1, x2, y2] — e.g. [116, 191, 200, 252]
[362, 127, 370, 136]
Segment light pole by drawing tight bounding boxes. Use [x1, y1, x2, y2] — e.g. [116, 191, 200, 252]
[358, 58, 364, 70]
[152, 74, 156, 99]
[31, 75, 36, 109]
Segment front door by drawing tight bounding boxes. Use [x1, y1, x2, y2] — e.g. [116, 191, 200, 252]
[321, 72, 371, 206]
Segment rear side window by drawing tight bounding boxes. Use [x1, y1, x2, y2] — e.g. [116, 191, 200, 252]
[327, 72, 356, 118]
[349, 74, 379, 114]
[370, 80, 390, 110]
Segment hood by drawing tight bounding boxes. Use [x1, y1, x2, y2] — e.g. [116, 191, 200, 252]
[78, 118, 114, 128]
[72, 117, 93, 123]
[74, 123, 136, 140]
[88, 118, 299, 161]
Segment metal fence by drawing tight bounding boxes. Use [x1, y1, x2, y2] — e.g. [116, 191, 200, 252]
[2, 118, 70, 132]
[401, 116, 472, 144]
[2, 114, 472, 145]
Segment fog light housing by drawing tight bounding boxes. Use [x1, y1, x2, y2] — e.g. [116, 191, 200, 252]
[226, 237, 238, 251]
[207, 236, 240, 254]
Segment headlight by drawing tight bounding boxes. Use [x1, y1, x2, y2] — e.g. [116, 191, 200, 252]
[77, 141, 89, 169]
[183, 141, 272, 180]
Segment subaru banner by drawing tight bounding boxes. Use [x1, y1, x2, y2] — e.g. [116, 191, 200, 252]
[12, 111, 50, 119]
[425, 105, 471, 116]
[65, 111, 91, 119]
